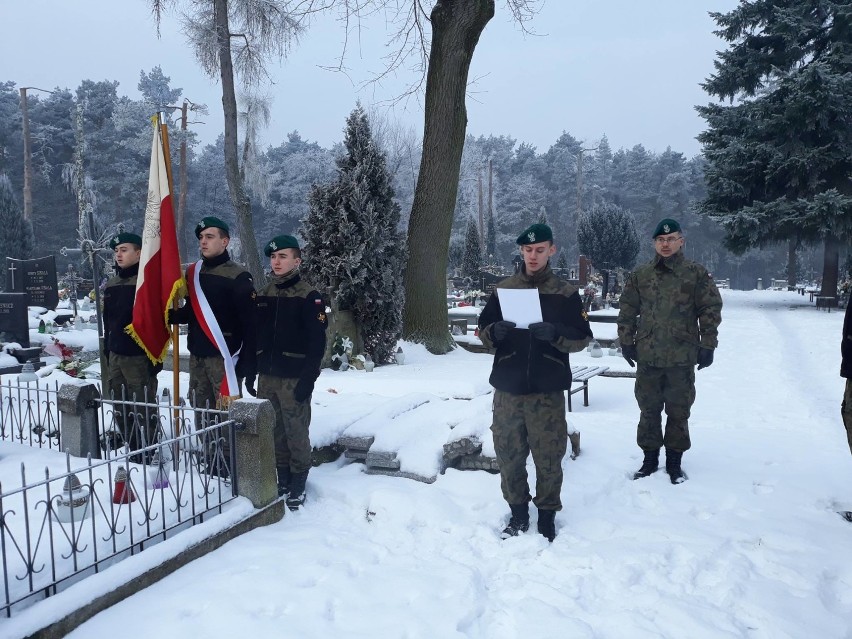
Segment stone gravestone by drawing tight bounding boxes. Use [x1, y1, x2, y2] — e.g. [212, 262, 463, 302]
[0, 292, 30, 347]
[6, 256, 59, 309]
[478, 271, 504, 303]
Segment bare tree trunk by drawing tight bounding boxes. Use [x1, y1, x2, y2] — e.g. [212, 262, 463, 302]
[786, 236, 798, 289]
[177, 100, 189, 262]
[213, 0, 264, 281]
[820, 233, 840, 298]
[19, 88, 33, 222]
[402, 0, 495, 353]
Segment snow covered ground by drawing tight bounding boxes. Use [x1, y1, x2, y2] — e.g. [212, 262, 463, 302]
[3, 289, 852, 639]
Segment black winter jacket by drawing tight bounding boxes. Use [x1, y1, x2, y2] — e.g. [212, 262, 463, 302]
[103, 263, 147, 357]
[842, 302, 852, 378]
[478, 265, 592, 394]
[255, 271, 328, 381]
[172, 250, 257, 377]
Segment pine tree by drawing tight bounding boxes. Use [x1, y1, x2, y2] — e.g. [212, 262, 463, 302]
[577, 202, 639, 271]
[697, 1, 852, 298]
[302, 105, 406, 364]
[461, 216, 483, 280]
[0, 175, 34, 270]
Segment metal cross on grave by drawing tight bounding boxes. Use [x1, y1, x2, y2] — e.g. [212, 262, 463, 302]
[64, 264, 83, 317]
[61, 209, 116, 337]
[7, 261, 16, 290]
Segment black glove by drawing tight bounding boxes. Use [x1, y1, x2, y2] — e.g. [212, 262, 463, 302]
[697, 348, 714, 370]
[149, 361, 164, 375]
[167, 309, 178, 325]
[489, 321, 516, 343]
[528, 322, 558, 342]
[622, 343, 637, 368]
[294, 377, 315, 403]
[244, 374, 257, 397]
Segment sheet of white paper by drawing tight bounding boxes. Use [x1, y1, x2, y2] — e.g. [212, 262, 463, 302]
[496, 288, 542, 329]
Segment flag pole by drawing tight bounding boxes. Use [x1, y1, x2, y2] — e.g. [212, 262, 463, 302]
[158, 113, 182, 439]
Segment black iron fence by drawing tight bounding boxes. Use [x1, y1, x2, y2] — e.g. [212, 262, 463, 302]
[0, 389, 241, 617]
[0, 379, 62, 450]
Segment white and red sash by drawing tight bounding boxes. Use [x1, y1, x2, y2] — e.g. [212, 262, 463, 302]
[187, 260, 240, 397]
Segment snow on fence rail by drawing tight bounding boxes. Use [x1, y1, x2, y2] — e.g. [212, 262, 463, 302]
[0, 380, 62, 451]
[0, 386, 239, 618]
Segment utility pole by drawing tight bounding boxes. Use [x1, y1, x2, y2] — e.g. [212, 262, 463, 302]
[477, 170, 484, 253]
[487, 159, 493, 252]
[162, 99, 206, 260]
[19, 87, 54, 222]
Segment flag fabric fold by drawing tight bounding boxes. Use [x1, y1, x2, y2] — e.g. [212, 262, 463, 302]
[126, 120, 185, 363]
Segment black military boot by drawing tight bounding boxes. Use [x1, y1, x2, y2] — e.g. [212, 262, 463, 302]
[286, 470, 309, 511]
[500, 503, 530, 539]
[665, 449, 688, 484]
[537, 509, 556, 542]
[276, 466, 291, 498]
[633, 448, 660, 480]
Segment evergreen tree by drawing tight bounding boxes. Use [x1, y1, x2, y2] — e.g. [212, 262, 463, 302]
[302, 105, 406, 364]
[461, 215, 483, 280]
[557, 249, 568, 271]
[577, 202, 640, 271]
[0, 175, 34, 269]
[697, 0, 852, 297]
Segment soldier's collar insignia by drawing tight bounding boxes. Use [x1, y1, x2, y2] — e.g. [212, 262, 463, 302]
[581, 310, 588, 321]
[527, 231, 535, 242]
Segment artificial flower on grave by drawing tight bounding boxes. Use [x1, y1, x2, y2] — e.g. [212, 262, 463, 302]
[330, 333, 354, 371]
[45, 337, 86, 378]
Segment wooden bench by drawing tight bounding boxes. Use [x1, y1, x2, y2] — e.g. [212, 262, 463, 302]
[568, 365, 609, 411]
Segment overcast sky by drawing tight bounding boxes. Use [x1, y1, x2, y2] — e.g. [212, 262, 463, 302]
[3, 0, 739, 157]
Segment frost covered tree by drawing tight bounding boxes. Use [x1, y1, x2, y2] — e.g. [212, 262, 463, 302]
[302, 105, 406, 364]
[0, 175, 34, 266]
[697, 0, 852, 297]
[461, 216, 483, 280]
[577, 202, 640, 271]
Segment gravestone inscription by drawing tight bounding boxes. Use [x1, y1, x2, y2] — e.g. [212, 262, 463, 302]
[6, 256, 59, 309]
[0, 292, 30, 347]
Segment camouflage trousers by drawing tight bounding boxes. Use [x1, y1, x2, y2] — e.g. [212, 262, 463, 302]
[841, 380, 852, 456]
[634, 364, 695, 452]
[258, 375, 312, 474]
[107, 354, 159, 455]
[189, 355, 228, 430]
[490, 390, 568, 511]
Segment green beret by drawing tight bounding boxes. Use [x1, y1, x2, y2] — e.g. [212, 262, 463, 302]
[516, 223, 553, 245]
[264, 235, 300, 257]
[195, 216, 230, 238]
[109, 232, 142, 250]
[652, 218, 681, 237]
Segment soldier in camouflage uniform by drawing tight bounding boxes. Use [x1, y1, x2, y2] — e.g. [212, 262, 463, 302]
[479, 223, 592, 541]
[169, 217, 257, 475]
[253, 235, 327, 510]
[103, 232, 161, 460]
[617, 218, 723, 484]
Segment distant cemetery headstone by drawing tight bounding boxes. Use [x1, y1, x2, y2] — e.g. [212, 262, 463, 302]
[6, 256, 59, 309]
[478, 271, 503, 300]
[0, 292, 30, 347]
